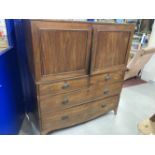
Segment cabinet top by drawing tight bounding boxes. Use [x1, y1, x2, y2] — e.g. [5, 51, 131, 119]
[28, 19, 135, 29]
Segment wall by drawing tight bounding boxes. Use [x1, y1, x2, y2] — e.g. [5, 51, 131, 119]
[141, 20, 155, 81]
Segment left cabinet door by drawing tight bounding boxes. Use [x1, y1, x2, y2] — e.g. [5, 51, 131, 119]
[30, 20, 92, 82]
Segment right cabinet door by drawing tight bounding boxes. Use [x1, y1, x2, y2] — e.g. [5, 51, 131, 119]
[91, 24, 134, 74]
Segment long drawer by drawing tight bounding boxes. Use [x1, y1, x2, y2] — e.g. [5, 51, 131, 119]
[39, 82, 122, 114]
[41, 96, 119, 132]
[39, 76, 89, 96]
[38, 70, 124, 97]
[90, 70, 124, 85]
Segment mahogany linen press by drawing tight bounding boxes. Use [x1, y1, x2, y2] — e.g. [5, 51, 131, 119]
[23, 20, 134, 134]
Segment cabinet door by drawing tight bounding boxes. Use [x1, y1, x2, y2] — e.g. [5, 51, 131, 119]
[91, 24, 134, 74]
[30, 21, 92, 82]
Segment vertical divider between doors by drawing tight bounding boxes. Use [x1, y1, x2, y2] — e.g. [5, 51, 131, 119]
[88, 25, 94, 77]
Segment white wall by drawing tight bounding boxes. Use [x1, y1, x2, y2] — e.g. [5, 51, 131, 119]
[141, 20, 155, 81]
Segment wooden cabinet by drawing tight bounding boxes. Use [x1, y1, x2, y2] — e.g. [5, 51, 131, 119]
[24, 20, 134, 134]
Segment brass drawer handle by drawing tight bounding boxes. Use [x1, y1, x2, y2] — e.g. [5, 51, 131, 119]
[101, 104, 107, 108]
[62, 98, 69, 105]
[61, 115, 69, 120]
[62, 82, 70, 89]
[103, 90, 109, 95]
[104, 74, 111, 81]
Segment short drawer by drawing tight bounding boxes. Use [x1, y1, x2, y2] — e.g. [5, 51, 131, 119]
[39, 76, 89, 96]
[90, 70, 124, 85]
[41, 96, 119, 132]
[39, 82, 122, 114]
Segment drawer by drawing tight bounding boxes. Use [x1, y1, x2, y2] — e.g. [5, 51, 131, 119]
[41, 96, 119, 132]
[90, 70, 124, 85]
[39, 76, 89, 96]
[39, 82, 122, 114]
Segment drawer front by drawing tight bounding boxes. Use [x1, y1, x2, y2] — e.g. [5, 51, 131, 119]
[90, 70, 124, 85]
[39, 82, 122, 114]
[39, 76, 89, 96]
[41, 96, 119, 132]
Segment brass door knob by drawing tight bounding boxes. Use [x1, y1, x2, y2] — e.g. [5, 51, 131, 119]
[62, 82, 70, 89]
[61, 115, 69, 120]
[101, 104, 107, 108]
[103, 90, 109, 95]
[104, 74, 111, 81]
[62, 98, 69, 105]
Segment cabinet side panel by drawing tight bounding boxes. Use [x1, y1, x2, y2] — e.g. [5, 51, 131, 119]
[22, 20, 40, 131]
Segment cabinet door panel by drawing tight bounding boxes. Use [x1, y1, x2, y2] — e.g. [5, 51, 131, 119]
[31, 21, 92, 82]
[91, 25, 134, 74]
[40, 30, 88, 75]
